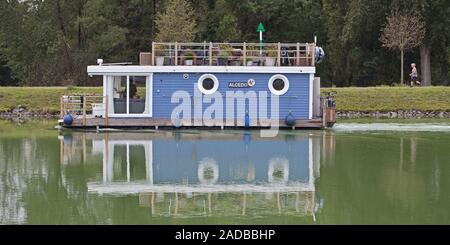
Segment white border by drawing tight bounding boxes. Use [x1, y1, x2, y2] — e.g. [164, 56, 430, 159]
[107, 75, 152, 118]
[309, 73, 314, 119]
[88, 65, 315, 76]
[149, 73, 153, 117]
[268, 74, 290, 96]
[197, 74, 219, 95]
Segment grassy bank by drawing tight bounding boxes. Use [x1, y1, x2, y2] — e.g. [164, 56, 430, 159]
[1, 86, 450, 113]
[322, 86, 450, 112]
[0, 87, 101, 113]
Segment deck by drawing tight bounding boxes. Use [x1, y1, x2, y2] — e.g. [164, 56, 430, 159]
[59, 117, 327, 129]
[142, 42, 318, 67]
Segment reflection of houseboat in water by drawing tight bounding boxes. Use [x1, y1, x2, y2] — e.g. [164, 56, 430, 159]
[59, 42, 335, 129]
[59, 131, 336, 219]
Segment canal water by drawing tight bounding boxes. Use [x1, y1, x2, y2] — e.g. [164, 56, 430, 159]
[1, 120, 450, 224]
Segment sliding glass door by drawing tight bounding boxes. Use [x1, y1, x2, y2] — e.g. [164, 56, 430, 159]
[108, 75, 152, 117]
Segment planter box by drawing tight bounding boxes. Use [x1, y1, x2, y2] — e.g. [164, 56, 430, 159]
[265, 57, 276, 66]
[155, 57, 164, 66]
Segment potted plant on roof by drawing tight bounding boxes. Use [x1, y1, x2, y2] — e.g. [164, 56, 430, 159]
[154, 44, 165, 66]
[218, 44, 232, 66]
[245, 45, 257, 66]
[245, 57, 254, 66]
[184, 50, 195, 66]
[264, 44, 278, 66]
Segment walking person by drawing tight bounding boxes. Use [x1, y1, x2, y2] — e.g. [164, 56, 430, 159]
[409, 63, 420, 87]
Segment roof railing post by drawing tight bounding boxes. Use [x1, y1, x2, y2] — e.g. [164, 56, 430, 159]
[209, 42, 213, 66]
[175, 42, 178, 66]
[151, 42, 155, 66]
[243, 42, 247, 66]
[296, 42, 300, 66]
[277, 42, 281, 66]
[203, 41, 206, 65]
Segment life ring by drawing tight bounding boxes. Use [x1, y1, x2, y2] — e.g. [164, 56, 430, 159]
[198, 157, 219, 185]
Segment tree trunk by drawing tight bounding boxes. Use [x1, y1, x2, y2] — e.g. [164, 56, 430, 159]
[420, 44, 432, 86]
[400, 49, 404, 85]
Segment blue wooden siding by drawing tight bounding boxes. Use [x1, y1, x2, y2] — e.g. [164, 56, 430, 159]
[152, 73, 310, 120]
[152, 138, 310, 184]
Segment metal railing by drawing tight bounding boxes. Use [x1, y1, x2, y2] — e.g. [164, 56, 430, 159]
[151, 42, 316, 67]
[60, 95, 108, 126]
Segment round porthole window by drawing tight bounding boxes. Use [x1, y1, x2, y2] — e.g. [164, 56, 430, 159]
[268, 75, 289, 95]
[198, 74, 219, 95]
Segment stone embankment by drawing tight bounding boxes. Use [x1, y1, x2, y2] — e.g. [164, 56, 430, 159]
[337, 110, 450, 119]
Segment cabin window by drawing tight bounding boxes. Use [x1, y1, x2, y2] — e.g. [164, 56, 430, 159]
[198, 74, 219, 95]
[268, 74, 289, 96]
[112, 76, 127, 114]
[111, 75, 149, 115]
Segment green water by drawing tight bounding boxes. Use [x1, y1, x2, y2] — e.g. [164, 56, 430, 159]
[1, 120, 450, 224]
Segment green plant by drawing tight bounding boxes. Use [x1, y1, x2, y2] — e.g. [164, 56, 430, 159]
[272, 169, 284, 179]
[184, 50, 195, 60]
[153, 44, 166, 56]
[245, 45, 258, 58]
[265, 44, 278, 58]
[218, 44, 233, 58]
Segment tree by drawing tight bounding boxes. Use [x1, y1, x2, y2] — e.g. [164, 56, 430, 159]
[155, 0, 197, 42]
[380, 10, 426, 85]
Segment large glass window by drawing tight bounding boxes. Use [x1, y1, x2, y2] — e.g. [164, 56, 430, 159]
[111, 76, 148, 115]
[129, 76, 147, 114]
[112, 76, 127, 114]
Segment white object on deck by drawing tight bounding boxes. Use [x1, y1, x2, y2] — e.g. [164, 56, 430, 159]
[92, 103, 105, 117]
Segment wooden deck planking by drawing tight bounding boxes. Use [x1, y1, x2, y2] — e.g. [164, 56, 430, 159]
[61, 117, 325, 129]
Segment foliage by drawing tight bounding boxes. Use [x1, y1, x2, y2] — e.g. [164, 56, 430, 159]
[183, 50, 195, 60]
[265, 44, 278, 58]
[153, 44, 166, 57]
[381, 10, 426, 52]
[380, 9, 426, 84]
[155, 0, 197, 42]
[0, 0, 448, 86]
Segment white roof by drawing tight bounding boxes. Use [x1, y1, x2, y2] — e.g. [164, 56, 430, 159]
[87, 65, 315, 76]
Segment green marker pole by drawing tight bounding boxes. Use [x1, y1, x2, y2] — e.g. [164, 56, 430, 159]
[257, 22, 266, 56]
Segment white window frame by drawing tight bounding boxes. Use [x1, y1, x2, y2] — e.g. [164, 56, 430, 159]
[268, 74, 290, 96]
[107, 74, 153, 118]
[197, 74, 219, 95]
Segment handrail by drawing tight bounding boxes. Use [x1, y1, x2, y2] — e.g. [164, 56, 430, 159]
[151, 42, 316, 67]
[61, 95, 108, 125]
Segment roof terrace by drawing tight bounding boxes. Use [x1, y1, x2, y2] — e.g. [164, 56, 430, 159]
[140, 42, 318, 67]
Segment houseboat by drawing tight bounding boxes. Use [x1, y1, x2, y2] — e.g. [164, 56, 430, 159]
[59, 42, 335, 129]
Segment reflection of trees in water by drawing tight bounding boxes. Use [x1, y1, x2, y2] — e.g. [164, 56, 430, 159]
[318, 133, 450, 224]
[0, 137, 49, 224]
[3, 129, 325, 224]
[138, 191, 315, 219]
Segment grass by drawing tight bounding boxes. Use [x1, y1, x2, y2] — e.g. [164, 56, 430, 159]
[0, 86, 450, 113]
[0, 87, 101, 113]
[322, 86, 450, 112]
